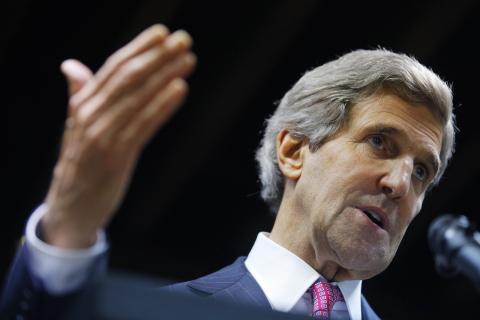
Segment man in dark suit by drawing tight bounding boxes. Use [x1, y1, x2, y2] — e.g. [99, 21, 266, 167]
[1, 24, 455, 320]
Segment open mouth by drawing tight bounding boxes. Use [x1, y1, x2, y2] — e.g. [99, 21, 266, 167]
[361, 208, 384, 229]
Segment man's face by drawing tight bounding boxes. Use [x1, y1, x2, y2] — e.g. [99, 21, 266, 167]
[293, 92, 443, 279]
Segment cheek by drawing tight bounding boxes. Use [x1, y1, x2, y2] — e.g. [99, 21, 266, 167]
[298, 162, 361, 229]
[296, 142, 380, 227]
[309, 145, 365, 189]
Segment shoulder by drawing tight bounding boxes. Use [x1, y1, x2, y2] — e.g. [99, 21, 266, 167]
[164, 257, 270, 308]
[165, 256, 248, 295]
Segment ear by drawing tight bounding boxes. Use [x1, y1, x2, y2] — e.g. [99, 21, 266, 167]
[276, 129, 306, 180]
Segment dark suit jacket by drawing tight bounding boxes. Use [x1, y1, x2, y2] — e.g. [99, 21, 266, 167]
[1, 246, 380, 320]
[167, 256, 380, 320]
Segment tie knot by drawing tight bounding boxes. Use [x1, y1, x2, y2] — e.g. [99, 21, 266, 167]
[310, 280, 344, 319]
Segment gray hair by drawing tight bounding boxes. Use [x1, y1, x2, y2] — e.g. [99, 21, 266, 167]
[255, 49, 456, 213]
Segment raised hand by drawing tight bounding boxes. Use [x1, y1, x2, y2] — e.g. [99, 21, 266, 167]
[40, 25, 196, 249]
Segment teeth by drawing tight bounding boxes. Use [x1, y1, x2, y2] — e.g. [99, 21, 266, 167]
[364, 210, 382, 226]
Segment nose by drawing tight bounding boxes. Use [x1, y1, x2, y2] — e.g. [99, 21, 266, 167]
[380, 158, 413, 199]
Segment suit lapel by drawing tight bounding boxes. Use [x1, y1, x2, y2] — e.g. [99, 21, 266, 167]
[361, 295, 380, 320]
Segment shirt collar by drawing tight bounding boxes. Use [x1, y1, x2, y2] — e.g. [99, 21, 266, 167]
[245, 232, 362, 319]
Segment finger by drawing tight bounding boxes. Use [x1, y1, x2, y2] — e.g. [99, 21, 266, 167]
[71, 24, 170, 109]
[58, 59, 94, 189]
[77, 30, 193, 124]
[61, 59, 93, 97]
[121, 78, 188, 149]
[58, 59, 92, 177]
[86, 52, 196, 142]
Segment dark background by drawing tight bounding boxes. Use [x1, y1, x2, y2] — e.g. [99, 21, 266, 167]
[2, 0, 480, 318]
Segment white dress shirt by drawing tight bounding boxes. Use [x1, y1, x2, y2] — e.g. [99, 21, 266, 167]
[245, 232, 362, 320]
[25, 205, 362, 319]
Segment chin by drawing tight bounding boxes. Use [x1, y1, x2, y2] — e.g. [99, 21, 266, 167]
[319, 210, 400, 279]
[337, 248, 393, 280]
[326, 231, 397, 280]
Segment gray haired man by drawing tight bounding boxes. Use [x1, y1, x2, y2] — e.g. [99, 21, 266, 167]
[1, 25, 455, 320]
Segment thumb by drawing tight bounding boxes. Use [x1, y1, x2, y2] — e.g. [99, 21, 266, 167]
[60, 59, 93, 97]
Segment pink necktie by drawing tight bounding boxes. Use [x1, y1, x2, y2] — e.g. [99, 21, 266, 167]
[310, 280, 345, 319]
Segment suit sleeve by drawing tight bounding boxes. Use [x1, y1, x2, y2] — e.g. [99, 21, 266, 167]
[0, 205, 108, 320]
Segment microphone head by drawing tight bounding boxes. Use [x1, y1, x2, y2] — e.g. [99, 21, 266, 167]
[428, 214, 470, 277]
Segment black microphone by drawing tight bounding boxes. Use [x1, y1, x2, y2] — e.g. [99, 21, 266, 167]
[428, 214, 480, 289]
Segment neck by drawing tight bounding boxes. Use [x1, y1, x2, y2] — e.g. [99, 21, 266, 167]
[269, 194, 346, 281]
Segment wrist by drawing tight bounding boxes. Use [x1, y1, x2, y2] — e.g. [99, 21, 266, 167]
[41, 208, 98, 249]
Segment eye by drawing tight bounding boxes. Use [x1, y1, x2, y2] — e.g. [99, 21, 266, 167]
[367, 134, 386, 150]
[413, 164, 429, 181]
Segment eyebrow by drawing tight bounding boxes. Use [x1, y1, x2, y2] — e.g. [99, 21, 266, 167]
[365, 124, 441, 176]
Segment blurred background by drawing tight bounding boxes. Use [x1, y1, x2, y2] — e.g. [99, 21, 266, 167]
[2, 0, 480, 318]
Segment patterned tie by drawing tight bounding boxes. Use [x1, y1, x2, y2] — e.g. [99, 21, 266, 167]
[310, 280, 345, 319]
